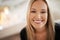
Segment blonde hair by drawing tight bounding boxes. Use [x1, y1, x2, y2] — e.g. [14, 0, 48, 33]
[26, 0, 55, 40]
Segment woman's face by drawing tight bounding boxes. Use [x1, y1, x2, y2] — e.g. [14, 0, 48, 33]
[29, 1, 48, 29]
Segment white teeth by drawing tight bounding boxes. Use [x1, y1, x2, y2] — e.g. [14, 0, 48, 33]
[34, 20, 42, 24]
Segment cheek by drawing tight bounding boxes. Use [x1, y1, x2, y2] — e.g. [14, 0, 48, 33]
[29, 14, 35, 25]
[44, 14, 48, 22]
[29, 13, 35, 20]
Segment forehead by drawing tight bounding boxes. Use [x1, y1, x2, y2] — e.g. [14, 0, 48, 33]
[31, 1, 47, 10]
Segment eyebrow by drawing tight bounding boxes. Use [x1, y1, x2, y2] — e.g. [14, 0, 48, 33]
[31, 8, 47, 11]
[41, 9, 47, 13]
[42, 8, 47, 10]
[31, 8, 36, 10]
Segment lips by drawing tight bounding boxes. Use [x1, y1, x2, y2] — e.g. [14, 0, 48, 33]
[33, 20, 43, 24]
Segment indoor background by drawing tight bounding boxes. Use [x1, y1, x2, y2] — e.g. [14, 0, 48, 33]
[0, 0, 60, 40]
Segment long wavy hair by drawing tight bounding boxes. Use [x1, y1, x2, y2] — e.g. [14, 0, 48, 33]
[26, 0, 55, 40]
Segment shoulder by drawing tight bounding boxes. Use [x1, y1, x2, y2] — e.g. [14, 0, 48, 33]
[55, 23, 60, 33]
[20, 27, 27, 40]
[55, 23, 60, 29]
[20, 27, 26, 35]
[55, 23, 60, 40]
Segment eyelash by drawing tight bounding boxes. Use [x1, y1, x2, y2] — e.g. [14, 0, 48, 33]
[30, 11, 36, 13]
[30, 11, 46, 13]
[41, 11, 46, 13]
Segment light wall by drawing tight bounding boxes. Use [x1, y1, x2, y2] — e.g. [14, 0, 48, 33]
[0, 0, 60, 39]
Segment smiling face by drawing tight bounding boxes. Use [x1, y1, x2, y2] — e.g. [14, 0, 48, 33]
[29, 0, 48, 30]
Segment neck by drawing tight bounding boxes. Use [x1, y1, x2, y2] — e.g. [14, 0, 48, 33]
[35, 26, 47, 33]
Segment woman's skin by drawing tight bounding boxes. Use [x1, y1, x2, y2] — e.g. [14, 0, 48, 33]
[29, 0, 48, 40]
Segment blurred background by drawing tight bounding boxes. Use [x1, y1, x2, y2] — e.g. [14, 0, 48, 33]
[0, 0, 60, 40]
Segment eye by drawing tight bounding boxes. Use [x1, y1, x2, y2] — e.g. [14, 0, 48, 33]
[41, 11, 47, 13]
[30, 11, 36, 13]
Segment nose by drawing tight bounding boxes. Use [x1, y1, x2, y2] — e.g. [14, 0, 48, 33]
[36, 13, 41, 19]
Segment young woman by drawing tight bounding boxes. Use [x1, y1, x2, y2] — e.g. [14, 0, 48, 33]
[20, 0, 55, 40]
